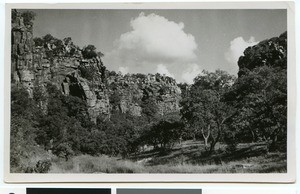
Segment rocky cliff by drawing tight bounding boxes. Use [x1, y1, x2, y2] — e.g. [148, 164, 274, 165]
[11, 10, 181, 123]
[237, 31, 287, 77]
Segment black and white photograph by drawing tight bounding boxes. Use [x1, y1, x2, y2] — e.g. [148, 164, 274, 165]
[4, 2, 296, 182]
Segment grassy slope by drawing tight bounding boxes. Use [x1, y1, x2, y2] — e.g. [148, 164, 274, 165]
[49, 141, 287, 173]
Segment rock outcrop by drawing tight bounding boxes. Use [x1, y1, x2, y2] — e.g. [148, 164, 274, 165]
[11, 10, 36, 97]
[237, 31, 287, 77]
[106, 73, 181, 117]
[11, 10, 181, 123]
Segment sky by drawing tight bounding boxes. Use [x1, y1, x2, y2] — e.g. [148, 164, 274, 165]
[29, 9, 287, 83]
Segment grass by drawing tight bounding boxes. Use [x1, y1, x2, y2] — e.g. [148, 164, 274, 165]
[11, 145, 53, 173]
[50, 155, 146, 173]
[49, 141, 287, 174]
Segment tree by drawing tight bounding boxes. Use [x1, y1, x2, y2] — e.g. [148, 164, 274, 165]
[11, 85, 32, 116]
[35, 83, 90, 159]
[43, 34, 55, 43]
[41, 34, 65, 58]
[225, 66, 287, 150]
[63, 37, 76, 56]
[95, 112, 141, 158]
[224, 32, 287, 152]
[63, 37, 72, 45]
[21, 11, 36, 27]
[97, 51, 104, 58]
[82, 45, 97, 59]
[178, 83, 189, 99]
[11, 9, 18, 22]
[144, 112, 184, 151]
[33, 37, 44, 47]
[52, 39, 64, 56]
[11, 86, 37, 167]
[109, 90, 122, 110]
[10, 86, 51, 172]
[181, 70, 236, 152]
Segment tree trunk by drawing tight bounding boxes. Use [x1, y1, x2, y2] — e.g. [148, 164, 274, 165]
[268, 134, 278, 152]
[204, 137, 209, 147]
[192, 133, 196, 141]
[209, 139, 217, 153]
[250, 129, 256, 142]
[201, 125, 211, 150]
[209, 123, 222, 153]
[179, 136, 182, 145]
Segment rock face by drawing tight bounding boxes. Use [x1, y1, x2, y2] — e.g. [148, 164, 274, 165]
[106, 73, 181, 117]
[11, 10, 36, 97]
[11, 10, 181, 123]
[237, 31, 287, 77]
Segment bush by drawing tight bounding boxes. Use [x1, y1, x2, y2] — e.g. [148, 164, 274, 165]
[52, 142, 74, 161]
[82, 45, 97, 59]
[10, 86, 47, 172]
[224, 131, 238, 152]
[35, 83, 92, 158]
[142, 113, 184, 151]
[33, 37, 44, 47]
[42, 34, 65, 58]
[25, 160, 52, 173]
[21, 11, 36, 27]
[78, 65, 98, 80]
[11, 85, 31, 116]
[92, 112, 142, 157]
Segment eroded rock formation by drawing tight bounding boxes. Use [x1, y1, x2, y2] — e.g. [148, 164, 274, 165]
[11, 10, 181, 123]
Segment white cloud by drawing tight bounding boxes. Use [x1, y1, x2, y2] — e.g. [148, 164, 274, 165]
[225, 36, 258, 65]
[181, 63, 202, 84]
[105, 12, 198, 75]
[118, 66, 129, 75]
[156, 64, 174, 78]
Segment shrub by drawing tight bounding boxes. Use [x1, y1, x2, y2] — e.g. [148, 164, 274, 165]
[82, 45, 97, 59]
[52, 142, 74, 161]
[33, 37, 44, 47]
[25, 160, 52, 173]
[21, 11, 36, 27]
[78, 65, 98, 81]
[224, 131, 238, 152]
[142, 112, 184, 151]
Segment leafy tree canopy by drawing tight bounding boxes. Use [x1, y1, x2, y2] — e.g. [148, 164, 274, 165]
[82, 45, 98, 59]
[181, 70, 236, 152]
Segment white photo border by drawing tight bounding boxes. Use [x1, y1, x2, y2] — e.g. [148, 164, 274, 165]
[3, 1, 296, 183]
